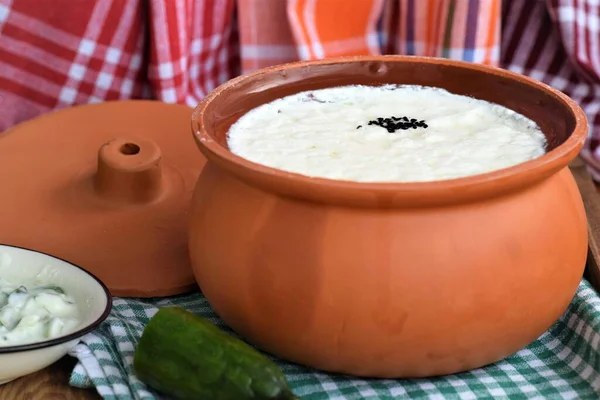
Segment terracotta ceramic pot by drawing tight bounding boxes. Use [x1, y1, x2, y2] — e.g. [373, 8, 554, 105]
[189, 56, 588, 378]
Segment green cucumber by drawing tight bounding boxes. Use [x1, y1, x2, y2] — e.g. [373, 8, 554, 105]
[133, 307, 298, 400]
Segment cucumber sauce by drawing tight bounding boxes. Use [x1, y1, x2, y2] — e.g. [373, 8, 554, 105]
[0, 278, 80, 346]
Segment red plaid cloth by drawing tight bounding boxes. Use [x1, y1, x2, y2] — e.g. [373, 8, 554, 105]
[1, 0, 600, 176]
[501, 0, 600, 178]
[0, 0, 238, 130]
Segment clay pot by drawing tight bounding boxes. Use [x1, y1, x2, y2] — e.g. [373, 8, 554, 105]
[189, 56, 588, 378]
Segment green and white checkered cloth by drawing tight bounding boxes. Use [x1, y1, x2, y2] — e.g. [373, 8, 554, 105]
[69, 279, 600, 400]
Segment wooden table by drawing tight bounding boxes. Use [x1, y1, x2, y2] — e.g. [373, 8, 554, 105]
[0, 356, 99, 399]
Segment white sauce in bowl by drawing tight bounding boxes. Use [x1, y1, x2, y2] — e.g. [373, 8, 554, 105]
[0, 278, 80, 347]
[227, 85, 547, 183]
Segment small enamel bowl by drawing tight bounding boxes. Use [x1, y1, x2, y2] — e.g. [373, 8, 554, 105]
[0, 244, 111, 385]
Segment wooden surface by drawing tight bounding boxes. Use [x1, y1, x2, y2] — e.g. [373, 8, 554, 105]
[0, 356, 99, 399]
[569, 157, 600, 292]
[0, 161, 598, 400]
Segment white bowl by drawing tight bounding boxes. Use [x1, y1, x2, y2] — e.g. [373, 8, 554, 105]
[0, 244, 111, 385]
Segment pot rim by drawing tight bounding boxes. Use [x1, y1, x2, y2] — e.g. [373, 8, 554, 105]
[191, 55, 588, 208]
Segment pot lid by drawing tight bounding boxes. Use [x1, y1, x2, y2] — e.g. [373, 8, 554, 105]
[0, 101, 205, 297]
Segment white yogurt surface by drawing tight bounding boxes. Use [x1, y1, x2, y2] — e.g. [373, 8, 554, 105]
[227, 85, 547, 182]
[0, 278, 80, 346]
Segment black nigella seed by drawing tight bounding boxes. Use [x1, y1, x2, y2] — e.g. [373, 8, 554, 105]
[277, 109, 282, 113]
[363, 116, 428, 133]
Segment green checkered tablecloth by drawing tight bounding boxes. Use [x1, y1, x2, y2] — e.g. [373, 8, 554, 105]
[69, 279, 600, 400]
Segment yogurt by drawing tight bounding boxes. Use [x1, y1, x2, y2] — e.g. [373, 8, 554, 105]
[226, 85, 547, 182]
[0, 278, 80, 346]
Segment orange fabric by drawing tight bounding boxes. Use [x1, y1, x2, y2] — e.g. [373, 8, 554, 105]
[482, 0, 501, 65]
[286, 0, 384, 59]
[234, 0, 502, 75]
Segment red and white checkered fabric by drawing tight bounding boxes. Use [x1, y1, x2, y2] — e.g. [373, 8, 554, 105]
[146, 0, 239, 106]
[0, 0, 238, 131]
[1, 0, 600, 176]
[236, 0, 298, 73]
[0, 0, 144, 128]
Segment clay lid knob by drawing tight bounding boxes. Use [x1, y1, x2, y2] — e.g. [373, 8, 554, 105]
[95, 137, 164, 204]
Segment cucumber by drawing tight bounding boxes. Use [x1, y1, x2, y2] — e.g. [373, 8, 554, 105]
[133, 307, 299, 400]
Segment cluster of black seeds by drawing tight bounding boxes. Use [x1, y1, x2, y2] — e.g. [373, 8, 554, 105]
[357, 116, 428, 133]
